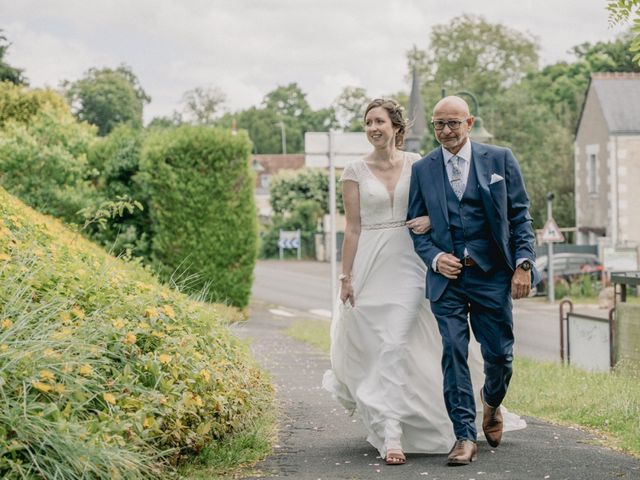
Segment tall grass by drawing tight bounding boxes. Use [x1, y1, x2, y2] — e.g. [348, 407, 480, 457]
[0, 188, 273, 478]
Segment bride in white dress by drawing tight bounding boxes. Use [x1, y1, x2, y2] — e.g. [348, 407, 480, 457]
[322, 99, 525, 465]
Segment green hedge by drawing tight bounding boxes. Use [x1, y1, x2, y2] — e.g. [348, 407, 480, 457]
[0, 103, 98, 224]
[140, 126, 257, 308]
[0, 187, 272, 478]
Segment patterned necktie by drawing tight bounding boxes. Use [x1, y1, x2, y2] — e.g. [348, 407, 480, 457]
[449, 155, 464, 200]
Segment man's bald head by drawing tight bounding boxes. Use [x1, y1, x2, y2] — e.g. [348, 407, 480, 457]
[433, 96, 471, 117]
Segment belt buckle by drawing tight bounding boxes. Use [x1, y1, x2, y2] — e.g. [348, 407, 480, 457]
[463, 256, 474, 267]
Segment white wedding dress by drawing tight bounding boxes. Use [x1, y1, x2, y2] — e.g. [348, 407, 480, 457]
[322, 152, 526, 457]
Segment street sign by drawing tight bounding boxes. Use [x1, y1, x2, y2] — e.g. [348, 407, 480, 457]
[278, 230, 301, 260]
[541, 217, 565, 243]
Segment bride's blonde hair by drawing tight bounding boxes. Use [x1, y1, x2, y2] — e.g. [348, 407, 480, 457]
[364, 98, 408, 148]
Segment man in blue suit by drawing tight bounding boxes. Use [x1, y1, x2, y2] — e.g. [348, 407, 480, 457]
[408, 96, 538, 466]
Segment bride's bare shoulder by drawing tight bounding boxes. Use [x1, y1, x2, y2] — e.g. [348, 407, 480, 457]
[404, 151, 422, 164]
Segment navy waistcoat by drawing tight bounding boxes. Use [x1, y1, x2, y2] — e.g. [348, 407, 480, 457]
[443, 158, 503, 271]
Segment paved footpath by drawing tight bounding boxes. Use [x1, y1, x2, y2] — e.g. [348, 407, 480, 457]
[232, 301, 640, 480]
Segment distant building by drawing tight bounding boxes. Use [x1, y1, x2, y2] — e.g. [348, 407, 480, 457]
[405, 67, 427, 154]
[252, 154, 305, 217]
[574, 72, 640, 250]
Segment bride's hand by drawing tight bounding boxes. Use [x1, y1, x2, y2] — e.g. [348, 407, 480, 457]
[340, 279, 355, 307]
[406, 215, 431, 235]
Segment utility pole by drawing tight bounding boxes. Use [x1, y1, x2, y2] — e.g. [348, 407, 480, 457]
[547, 192, 555, 303]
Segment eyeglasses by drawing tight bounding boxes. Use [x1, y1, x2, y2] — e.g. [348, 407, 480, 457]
[431, 119, 468, 131]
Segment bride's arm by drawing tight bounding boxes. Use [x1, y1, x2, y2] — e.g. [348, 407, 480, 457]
[340, 180, 360, 306]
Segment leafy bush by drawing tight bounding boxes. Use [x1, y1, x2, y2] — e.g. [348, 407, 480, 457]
[139, 126, 257, 308]
[85, 125, 151, 259]
[0, 81, 68, 128]
[261, 168, 343, 259]
[0, 102, 98, 224]
[0, 187, 272, 478]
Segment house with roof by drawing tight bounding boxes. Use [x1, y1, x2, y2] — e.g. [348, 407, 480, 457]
[574, 72, 640, 256]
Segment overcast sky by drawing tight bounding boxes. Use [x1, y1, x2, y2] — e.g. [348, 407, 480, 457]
[1, 1, 627, 122]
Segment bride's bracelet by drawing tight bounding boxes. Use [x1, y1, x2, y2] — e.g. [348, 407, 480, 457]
[338, 273, 352, 281]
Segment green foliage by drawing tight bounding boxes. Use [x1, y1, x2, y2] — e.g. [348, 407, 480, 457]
[410, 15, 638, 227]
[63, 64, 151, 136]
[333, 86, 368, 132]
[139, 126, 258, 308]
[0, 104, 98, 224]
[261, 168, 343, 259]
[0, 188, 272, 478]
[217, 83, 336, 154]
[269, 168, 343, 216]
[412, 14, 539, 107]
[0, 31, 26, 85]
[490, 83, 575, 228]
[0, 81, 68, 128]
[608, 0, 640, 66]
[86, 125, 151, 259]
[181, 86, 226, 125]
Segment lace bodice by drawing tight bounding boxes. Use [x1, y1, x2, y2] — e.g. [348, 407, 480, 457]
[341, 152, 421, 227]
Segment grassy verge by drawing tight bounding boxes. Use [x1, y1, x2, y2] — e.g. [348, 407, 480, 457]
[178, 411, 276, 480]
[284, 317, 640, 457]
[284, 318, 331, 353]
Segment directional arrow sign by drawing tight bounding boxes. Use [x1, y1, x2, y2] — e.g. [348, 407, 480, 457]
[541, 217, 565, 243]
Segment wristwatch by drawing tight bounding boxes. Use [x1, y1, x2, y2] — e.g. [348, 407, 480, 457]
[518, 260, 532, 271]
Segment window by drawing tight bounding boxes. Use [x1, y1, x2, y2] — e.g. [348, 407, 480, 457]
[588, 153, 597, 194]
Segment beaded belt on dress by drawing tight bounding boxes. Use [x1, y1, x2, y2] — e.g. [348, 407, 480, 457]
[361, 220, 407, 231]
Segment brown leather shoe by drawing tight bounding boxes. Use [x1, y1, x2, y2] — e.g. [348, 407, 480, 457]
[447, 439, 477, 466]
[481, 389, 504, 447]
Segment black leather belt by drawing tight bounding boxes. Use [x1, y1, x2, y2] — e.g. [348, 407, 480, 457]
[462, 256, 477, 267]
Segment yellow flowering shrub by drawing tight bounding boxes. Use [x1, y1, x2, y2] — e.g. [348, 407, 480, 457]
[0, 188, 272, 479]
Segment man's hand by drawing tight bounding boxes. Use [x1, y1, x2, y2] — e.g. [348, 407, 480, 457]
[436, 254, 462, 280]
[511, 268, 531, 299]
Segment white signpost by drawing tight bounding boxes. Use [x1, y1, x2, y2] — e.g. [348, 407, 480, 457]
[305, 132, 371, 321]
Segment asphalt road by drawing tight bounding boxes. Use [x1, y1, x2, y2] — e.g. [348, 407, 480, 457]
[233, 301, 640, 480]
[252, 260, 611, 363]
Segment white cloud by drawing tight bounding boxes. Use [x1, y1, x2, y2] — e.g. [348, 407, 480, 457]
[0, 0, 629, 122]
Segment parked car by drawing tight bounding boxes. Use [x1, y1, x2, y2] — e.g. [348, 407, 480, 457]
[533, 253, 603, 296]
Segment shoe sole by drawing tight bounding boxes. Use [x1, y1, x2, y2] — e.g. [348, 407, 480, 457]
[447, 455, 477, 466]
[486, 438, 501, 448]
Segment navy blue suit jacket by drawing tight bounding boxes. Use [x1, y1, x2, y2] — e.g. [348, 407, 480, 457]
[408, 141, 540, 302]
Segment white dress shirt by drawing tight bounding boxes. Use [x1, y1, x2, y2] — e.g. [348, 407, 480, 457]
[442, 138, 472, 190]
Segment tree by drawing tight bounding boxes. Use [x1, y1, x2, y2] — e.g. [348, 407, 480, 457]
[521, 33, 639, 131]
[333, 86, 368, 132]
[0, 30, 27, 85]
[63, 65, 150, 135]
[412, 14, 539, 108]
[490, 83, 575, 228]
[608, 0, 640, 66]
[217, 83, 336, 154]
[181, 85, 226, 125]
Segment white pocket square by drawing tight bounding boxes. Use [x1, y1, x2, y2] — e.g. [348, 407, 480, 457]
[490, 173, 504, 185]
